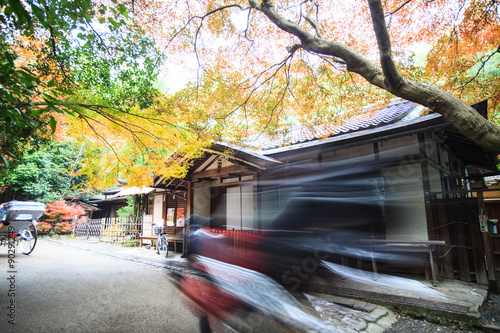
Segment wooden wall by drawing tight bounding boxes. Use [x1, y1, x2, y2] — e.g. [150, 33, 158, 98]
[428, 198, 488, 284]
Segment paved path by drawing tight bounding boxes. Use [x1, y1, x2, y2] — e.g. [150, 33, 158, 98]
[6, 237, 452, 332]
[37, 238, 500, 333]
[0, 238, 199, 333]
[28, 238, 401, 332]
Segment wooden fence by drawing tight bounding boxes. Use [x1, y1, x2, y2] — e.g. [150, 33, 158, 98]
[428, 198, 487, 284]
[73, 217, 141, 247]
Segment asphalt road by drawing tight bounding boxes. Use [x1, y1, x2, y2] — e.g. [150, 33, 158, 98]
[0, 239, 199, 333]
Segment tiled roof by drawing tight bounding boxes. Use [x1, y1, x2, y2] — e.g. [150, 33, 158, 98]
[246, 99, 417, 150]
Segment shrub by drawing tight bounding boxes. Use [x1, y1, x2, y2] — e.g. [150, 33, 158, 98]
[40, 200, 86, 235]
[37, 222, 52, 235]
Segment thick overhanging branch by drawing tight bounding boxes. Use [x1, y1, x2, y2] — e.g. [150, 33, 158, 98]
[250, 0, 385, 87]
[247, 0, 500, 154]
[286, 42, 302, 53]
[252, 0, 315, 43]
[368, 0, 404, 90]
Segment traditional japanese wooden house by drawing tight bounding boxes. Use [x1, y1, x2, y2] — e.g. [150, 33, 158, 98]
[153, 99, 499, 290]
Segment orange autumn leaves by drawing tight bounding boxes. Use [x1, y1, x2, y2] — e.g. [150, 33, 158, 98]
[38, 200, 86, 235]
[57, 0, 499, 189]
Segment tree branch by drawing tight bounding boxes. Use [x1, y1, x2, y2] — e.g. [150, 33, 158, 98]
[247, 0, 500, 153]
[460, 45, 500, 89]
[224, 52, 296, 120]
[302, 0, 322, 38]
[388, 0, 413, 15]
[79, 116, 124, 166]
[250, 0, 384, 86]
[368, 0, 404, 89]
[243, 8, 255, 42]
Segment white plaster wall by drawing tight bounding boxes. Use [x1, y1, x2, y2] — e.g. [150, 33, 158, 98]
[241, 185, 254, 229]
[382, 165, 428, 241]
[193, 185, 211, 220]
[226, 187, 241, 230]
[226, 186, 254, 230]
[153, 194, 164, 225]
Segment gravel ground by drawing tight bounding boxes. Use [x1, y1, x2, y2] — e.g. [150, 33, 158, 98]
[482, 293, 500, 328]
[385, 317, 482, 333]
[385, 293, 500, 333]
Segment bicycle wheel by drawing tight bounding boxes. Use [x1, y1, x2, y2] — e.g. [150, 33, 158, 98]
[19, 222, 38, 255]
[160, 234, 169, 257]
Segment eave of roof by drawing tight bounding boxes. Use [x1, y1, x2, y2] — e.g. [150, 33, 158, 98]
[245, 99, 417, 151]
[260, 113, 445, 156]
[207, 142, 282, 169]
[87, 196, 127, 204]
[257, 111, 497, 173]
[102, 187, 122, 195]
[75, 201, 100, 211]
[112, 186, 155, 197]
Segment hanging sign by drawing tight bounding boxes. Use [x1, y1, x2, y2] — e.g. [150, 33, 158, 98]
[479, 215, 488, 232]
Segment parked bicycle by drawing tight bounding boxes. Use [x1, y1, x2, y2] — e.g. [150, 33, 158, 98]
[152, 222, 169, 257]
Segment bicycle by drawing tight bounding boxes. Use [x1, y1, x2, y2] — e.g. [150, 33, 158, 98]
[1, 220, 38, 255]
[152, 223, 169, 257]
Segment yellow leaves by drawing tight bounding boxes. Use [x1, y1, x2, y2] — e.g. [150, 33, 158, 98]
[56, 0, 500, 188]
[57, 97, 200, 190]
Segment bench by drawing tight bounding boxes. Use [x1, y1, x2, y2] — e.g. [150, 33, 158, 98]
[164, 226, 184, 253]
[140, 236, 157, 247]
[359, 239, 446, 286]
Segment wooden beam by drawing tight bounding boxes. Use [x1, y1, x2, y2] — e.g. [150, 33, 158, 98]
[359, 239, 445, 245]
[154, 176, 165, 186]
[200, 148, 267, 170]
[194, 155, 218, 173]
[192, 179, 254, 189]
[191, 165, 250, 182]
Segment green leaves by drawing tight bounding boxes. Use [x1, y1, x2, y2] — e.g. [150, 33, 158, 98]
[65, 23, 165, 110]
[30, 3, 48, 28]
[1, 141, 87, 202]
[2, 0, 32, 30]
[0, 47, 52, 167]
[49, 115, 57, 133]
[0, 0, 165, 178]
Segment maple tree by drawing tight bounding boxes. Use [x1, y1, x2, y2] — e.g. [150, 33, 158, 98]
[40, 199, 86, 235]
[131, 0, 500, 153]
[0, 0, 169, 188]
[0, 0, 222, 190]
[1, 0, 499, 190]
